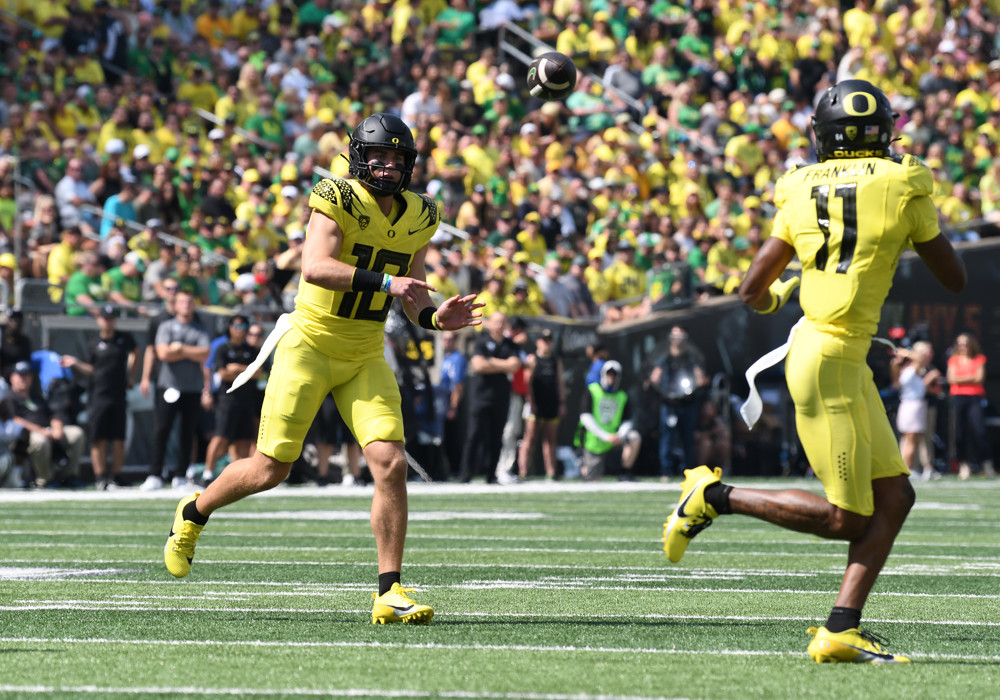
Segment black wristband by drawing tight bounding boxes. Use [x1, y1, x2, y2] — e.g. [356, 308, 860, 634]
[352, 268, 384, 292]
[418, 306, 438, 330]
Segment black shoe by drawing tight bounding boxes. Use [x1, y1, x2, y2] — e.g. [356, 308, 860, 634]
[618, 472, 636, 482]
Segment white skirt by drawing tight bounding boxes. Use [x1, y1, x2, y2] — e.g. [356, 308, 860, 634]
[896, 398, 928, 434]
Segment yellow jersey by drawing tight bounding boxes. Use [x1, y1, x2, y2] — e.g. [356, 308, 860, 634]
[771, 155, 940, 337]
[292, 178, 440, 359]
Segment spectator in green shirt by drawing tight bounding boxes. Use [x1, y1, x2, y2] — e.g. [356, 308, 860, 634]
[103, 251, 147, 315]
[170, 252, 207, 305]
[66, 253, 108, 318]
[242, 94, 284, 153]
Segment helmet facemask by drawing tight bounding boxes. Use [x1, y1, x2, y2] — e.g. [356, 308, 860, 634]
[347, 114, 418, 195]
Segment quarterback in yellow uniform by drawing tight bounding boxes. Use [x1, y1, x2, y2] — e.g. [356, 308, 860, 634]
[163, 114, 482, 624]
[663, 81, 967, 663]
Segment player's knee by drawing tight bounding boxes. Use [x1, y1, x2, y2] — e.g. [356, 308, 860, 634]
[828, 508, 869, 540]
[882, 477, 916, 523]
[364, 442, 407, 482]
[254, 453, 292, 489]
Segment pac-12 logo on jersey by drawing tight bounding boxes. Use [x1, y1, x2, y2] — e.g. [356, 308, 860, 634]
[358, 215, 370, 230]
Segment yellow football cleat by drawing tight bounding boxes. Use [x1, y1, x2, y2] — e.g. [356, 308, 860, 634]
[807, 626, 911, 664]
[662, 465, 722, 563]
[164, 493, 204, 578]
[371, 583, 434, 625]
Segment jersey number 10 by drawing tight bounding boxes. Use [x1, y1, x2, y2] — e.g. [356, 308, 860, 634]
[811, 182, 858, 274]
[337, 242, 412, 322]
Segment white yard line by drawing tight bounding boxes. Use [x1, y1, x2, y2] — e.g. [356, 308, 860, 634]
[1, 604, 998, 626]
[0, 638, 997, 665]
[0, 686, 680, 700]
[4, 559, 1000, 580]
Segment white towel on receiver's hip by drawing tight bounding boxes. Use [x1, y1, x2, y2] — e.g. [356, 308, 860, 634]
[227, 313, 291, 394]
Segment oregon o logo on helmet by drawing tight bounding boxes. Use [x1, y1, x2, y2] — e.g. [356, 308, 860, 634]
[843, 91, 877, 117]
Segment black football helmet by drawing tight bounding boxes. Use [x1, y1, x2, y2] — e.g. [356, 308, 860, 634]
[348, 113, 418, 195]
[811, 80, 898, 162]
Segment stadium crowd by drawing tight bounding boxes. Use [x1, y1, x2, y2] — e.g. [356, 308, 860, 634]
[0, 0, 998, 487]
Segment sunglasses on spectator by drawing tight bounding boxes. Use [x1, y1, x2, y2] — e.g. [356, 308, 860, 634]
[164, 285, 180, 292]
[233, 323, 248, 330]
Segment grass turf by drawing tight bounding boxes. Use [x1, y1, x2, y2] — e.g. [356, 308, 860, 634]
[1, 477, 998, 699]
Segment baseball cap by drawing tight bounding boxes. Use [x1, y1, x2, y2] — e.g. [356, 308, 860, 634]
[572, 254, 587, 267]
[513, 279, 529, 292]
[207, 128, 225, 141]
[100, 304, 117, 317]
[145, 218, 163, 230]
[280, 164, 298, 181]
[105, 138, 125, 155]
[471, 124, 488, 136]
[281, 184, 299, 198]
[133, 144, 151, 160]
[12, 360, 33, 375]
[288, 228, 306, 241]
[538, 328, 554, 341]
[473, 184, 486, 194]
[124, 251, 146, 271]
[512, 251, 531, 264]
[0, 252, 17, 271]
[524, 211, 541, 223]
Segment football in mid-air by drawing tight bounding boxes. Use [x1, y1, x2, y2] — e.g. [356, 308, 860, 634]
[526, 51, 577, 100]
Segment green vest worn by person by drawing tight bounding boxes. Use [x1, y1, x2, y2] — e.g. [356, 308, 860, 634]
[582, 381, 629, 455]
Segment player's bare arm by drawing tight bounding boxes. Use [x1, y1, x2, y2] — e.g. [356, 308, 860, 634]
[912, 234, 966, 293]
[301, 209, 436, 307]
[738, 237, 797, 312]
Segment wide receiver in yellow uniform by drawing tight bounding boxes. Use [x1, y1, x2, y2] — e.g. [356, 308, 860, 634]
[163, 114, 482, 624]
[662, 81, 967, 662]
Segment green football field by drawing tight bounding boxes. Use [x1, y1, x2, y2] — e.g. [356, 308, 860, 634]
[1, 477, 998, 699]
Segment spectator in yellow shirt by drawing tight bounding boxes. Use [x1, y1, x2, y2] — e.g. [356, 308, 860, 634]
[426, 259, 461, 307]
[509, 253, 544, 306]
[604, 240, 646, 308]
[176, 65, 221, 114]
[230, 0, 261, 41]
[515, 213, 548, 265]
[476, 274, 508, 320]
[47, 227, 83, 302]
[506, 279, 544, 318]
[584, 249, 611, 306]
[195, 0, 231, 48]
[555, 14, 588, 65]
[705, 228, 743, 294]
[724, 124, 764, 191]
